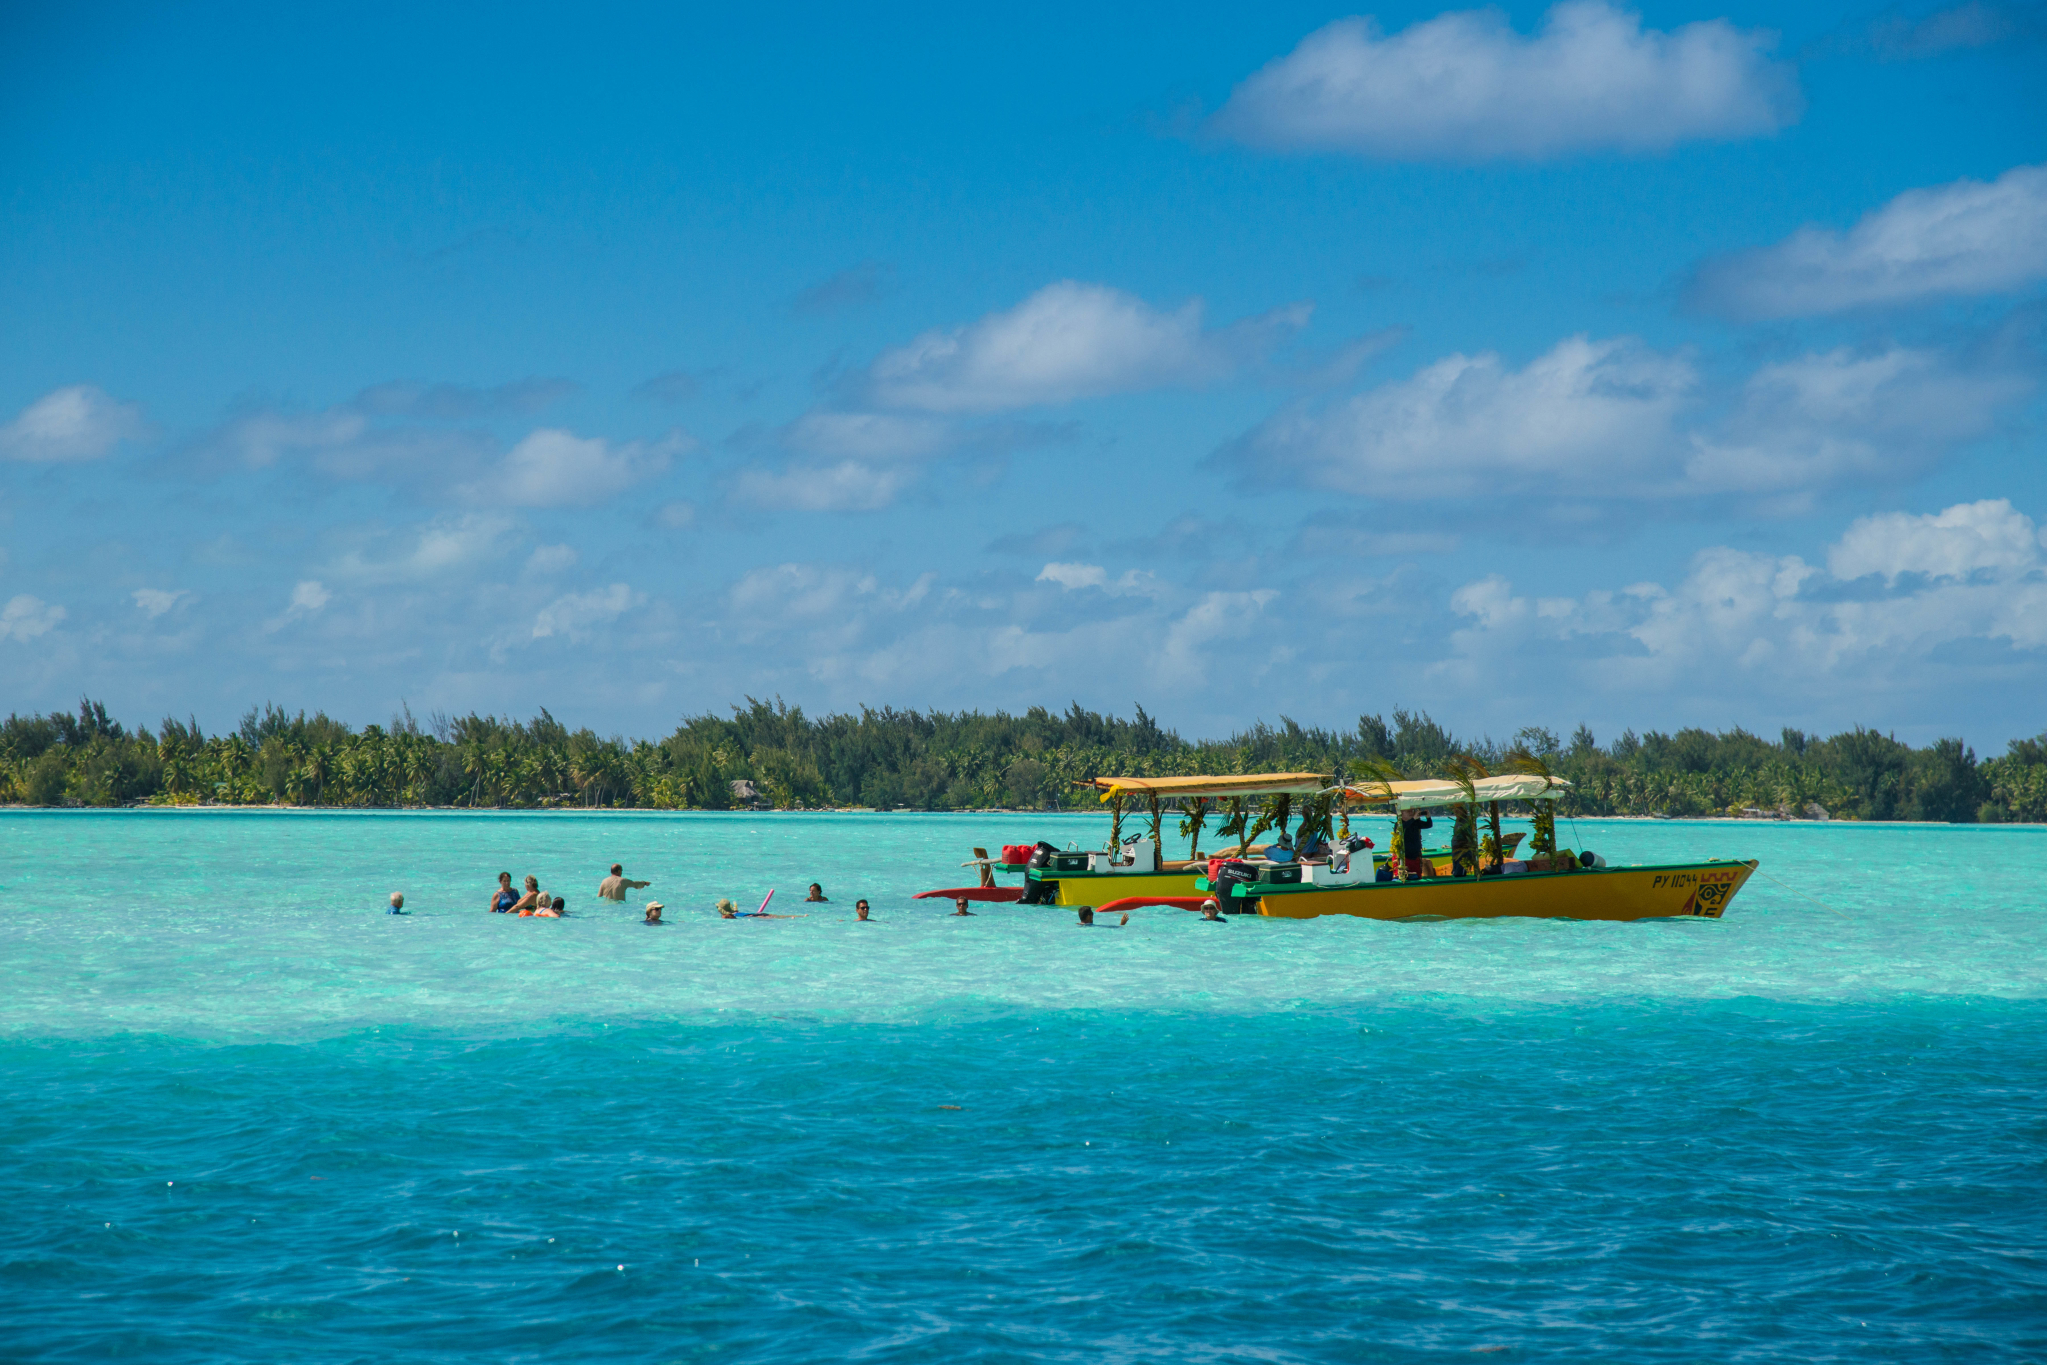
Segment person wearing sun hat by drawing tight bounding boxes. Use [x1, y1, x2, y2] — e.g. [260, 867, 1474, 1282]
[643, 901, 664, 924]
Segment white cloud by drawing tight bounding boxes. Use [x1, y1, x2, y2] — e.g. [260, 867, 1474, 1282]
[331, 513, 520, 584]
[526, 544, 579, 575]
[734, 460, 913, 513]
[1235, 334, 1696, 499]
[204, 408, 368, 469]
[1685, 345, 2027, 503]
[532, 583, 633, 640]
[0, 594, 66, 642]
[195, 378, 580, 478]
[785, 411, 960, 459]
[1037, 562, 1110, 591]
[736, 409, 1063, 512]
[261, 580, 332, 634]
[1036, 562, 1157, 595]
[196, 403, 499, 481]
[1162, 590, 1279, 678]
[1828, 499, 2044, 584]
[730, 564, 882, 620]
[469, 428, 685, 508]
[132, 588, 188, 619]
[1689, 162, 2047, 318]
[1444, 500, 2047, 698]
[1234, 333, 2030, 506]
[1, 385, 147, 462]
[1211, 1, 1799, 161]
[656, 500, 697, 529]
[870, 281, 1307, 412]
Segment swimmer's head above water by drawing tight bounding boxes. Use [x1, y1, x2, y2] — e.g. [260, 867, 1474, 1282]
[715, 898, 739, 918]
[855, 900, 870, 920]
[644, 901, 663, 923]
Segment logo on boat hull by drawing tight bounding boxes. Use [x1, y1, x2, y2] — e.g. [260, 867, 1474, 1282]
[1651, 868, 1737, 917]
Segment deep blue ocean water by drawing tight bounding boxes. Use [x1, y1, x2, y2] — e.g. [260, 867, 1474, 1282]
[2, 810, 2043, 1362]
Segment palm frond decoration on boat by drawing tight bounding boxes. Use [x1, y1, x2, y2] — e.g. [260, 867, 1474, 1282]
[1178, 797, 1211, 859]
[1503, 745, 1562, 860]
[1443, 754, 1486, 877]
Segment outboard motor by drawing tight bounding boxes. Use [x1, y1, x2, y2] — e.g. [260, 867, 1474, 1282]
[1020, 877, 1061, 904]
[1021, 841, 1063, 903]
[1211, 859, 1261, 913]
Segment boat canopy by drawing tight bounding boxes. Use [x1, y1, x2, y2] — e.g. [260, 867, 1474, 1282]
[1082, 772, 1331, 802]
[1340, 773, 1571, 810]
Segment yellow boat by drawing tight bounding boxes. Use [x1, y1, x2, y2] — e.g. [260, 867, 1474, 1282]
[1248, 858, 1757, 921]
[1195, 771, 1759, 922]
[1014, 771, 1330, 906]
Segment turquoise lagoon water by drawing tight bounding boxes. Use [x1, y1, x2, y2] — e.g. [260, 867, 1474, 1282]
[2, 810, 2042, 1361]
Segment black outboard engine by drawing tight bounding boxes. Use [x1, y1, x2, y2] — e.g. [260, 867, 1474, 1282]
[1021, 841, 1063, 903]
[1212, 859, 1260, 913]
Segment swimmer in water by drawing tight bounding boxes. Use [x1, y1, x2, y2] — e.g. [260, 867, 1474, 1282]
[1075, 907, 1128, 927]
[512, 876, 543, 915]
[855, 899, 871, 921]
[536, 896, 565, 919]
[388, 892, 406, 915]
[1199, 898, 1225, 922]
[644, 901, 664, 924]
[716, 896, 801, 919]
[489, 873, 518, 914]
[805, 883, 829, 902]
[951, 897, 976, 916]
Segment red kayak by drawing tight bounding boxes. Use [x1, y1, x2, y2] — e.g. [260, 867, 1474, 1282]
[1094, 896, 1212, 915]
[913, 886, 1025, 902]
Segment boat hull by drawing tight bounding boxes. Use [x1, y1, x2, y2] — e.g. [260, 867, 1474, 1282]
[1254, 860, 1756, 922]
[1032, 871, 1204, 906]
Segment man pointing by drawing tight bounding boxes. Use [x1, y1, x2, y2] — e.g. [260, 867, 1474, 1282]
[598, 864, 651, 902]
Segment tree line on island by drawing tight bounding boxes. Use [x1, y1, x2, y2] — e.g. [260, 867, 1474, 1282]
[2, 696, 2044, 823]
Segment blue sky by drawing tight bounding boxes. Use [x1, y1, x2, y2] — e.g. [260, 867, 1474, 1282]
[3, 0, 2044, 747]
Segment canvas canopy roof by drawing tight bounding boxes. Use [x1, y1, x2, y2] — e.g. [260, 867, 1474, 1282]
[1083, 772, 1330, 802]
[1339, 773, 1571, 810]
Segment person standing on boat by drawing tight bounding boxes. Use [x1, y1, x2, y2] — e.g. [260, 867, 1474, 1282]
[1399, 813, 1434, 879]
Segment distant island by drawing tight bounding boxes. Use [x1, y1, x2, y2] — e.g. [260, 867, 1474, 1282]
[4, 698, 2042, 824]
